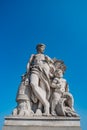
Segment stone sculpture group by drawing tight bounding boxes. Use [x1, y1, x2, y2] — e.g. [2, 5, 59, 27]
[12, 44, 78, 117]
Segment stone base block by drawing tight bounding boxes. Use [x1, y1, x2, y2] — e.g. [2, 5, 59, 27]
[3, 126, 81, 130]
[3, 116, 81, 130]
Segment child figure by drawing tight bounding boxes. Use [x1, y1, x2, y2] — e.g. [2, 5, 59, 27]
[51, 69, 68, 116]
[51, 68, 77, 117]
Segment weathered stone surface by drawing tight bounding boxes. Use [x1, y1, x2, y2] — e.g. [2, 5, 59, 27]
[3, 116, 81, 130]
[12, 44, 78, 117]
[3, 126, 81, 130]
[3, 44, 81, 130]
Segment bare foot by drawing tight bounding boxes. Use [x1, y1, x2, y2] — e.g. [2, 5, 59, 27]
[51, 111, 57, 116]
[35, 109, 42, 116]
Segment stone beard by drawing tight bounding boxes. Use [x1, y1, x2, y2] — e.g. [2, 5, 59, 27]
[12, 43, 78, 117]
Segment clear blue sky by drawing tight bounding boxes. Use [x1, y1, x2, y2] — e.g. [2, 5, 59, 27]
[0, 0, 87, 130]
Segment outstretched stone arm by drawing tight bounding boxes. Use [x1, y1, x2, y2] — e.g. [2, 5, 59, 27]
[27, 54, 34, 73]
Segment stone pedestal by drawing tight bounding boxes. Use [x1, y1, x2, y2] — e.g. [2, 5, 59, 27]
[3, 116, 81, 130]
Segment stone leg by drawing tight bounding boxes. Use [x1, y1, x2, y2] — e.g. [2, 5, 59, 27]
[30, 73, 50, 115]
[51, 92, 61, 116]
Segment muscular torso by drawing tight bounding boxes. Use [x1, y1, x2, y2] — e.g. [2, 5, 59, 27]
[32, 54, 50, 72]
[33, 54, 46, 65]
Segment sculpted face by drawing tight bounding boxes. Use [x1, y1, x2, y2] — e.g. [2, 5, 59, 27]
[36, 44, 46, 53]
[38, 46, 45, 53]
[58, 70, 63, 78]
[55, 69, 63, 78]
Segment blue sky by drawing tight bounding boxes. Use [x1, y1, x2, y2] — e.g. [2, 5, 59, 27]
[0, 0, 87, 129]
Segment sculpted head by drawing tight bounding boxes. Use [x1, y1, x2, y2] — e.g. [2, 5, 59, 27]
[54, 69, 64, 78]
[36, 43, 46, 53]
